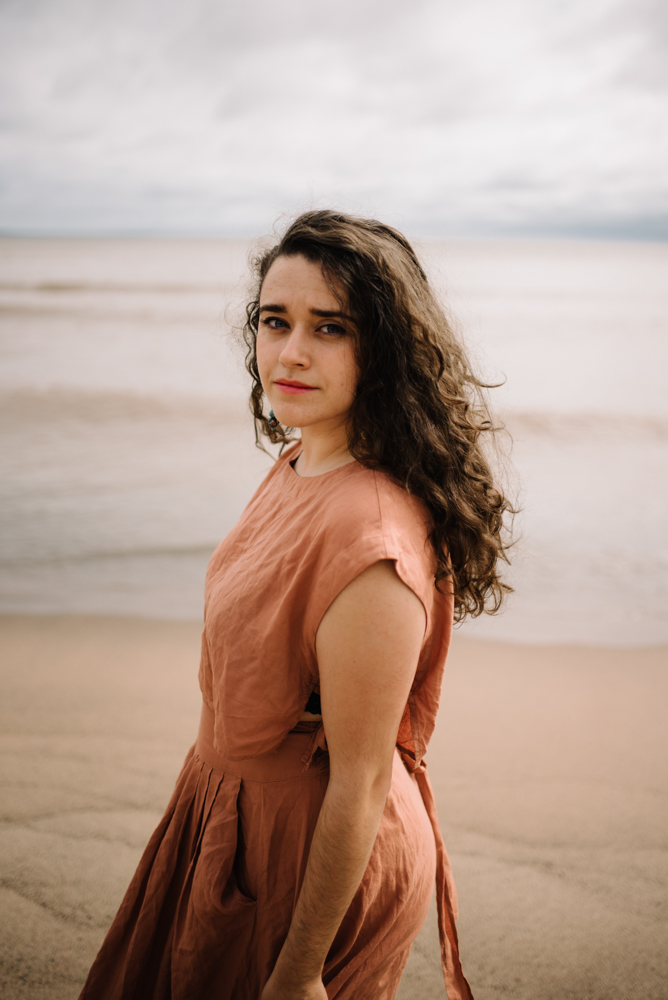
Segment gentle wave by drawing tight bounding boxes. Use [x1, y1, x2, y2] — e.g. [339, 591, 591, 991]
[0, 387, 250, 421]
[0, 545, 217, 567]
[2, 388, 667, 439]
[503, 410, 668, 441]
[0, 282, 227, 293]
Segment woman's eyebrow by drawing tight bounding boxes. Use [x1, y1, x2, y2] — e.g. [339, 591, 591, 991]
[310, 308, 355, 322]
[259, 304, 355, 323]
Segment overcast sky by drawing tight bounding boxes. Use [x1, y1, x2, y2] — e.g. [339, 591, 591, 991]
[1, 0, 666, 237]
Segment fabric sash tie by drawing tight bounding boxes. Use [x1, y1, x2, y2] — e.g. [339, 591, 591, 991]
[408, 756, 475, 1000]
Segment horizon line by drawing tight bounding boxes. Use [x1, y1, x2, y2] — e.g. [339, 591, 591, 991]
[1, 228, 667, 244]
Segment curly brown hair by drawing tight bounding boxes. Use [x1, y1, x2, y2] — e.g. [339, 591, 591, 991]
[243, 210, 514, 620]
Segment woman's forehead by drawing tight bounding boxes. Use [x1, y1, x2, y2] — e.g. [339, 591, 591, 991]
[261, 255, 347, 310]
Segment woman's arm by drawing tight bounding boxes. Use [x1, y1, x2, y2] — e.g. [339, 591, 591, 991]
[260, 559, 426, 1000]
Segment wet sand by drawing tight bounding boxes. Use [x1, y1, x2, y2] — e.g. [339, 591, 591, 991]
[1, 614, 666, 999]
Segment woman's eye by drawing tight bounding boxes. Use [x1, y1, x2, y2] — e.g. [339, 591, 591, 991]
[320, 323, 346, 336]
[262, 316, 287, 330]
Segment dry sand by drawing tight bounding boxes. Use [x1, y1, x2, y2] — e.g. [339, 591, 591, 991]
[0, 615, 666, 1000]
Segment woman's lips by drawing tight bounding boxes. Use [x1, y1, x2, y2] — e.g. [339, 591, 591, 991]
[275, 381, 318, 395]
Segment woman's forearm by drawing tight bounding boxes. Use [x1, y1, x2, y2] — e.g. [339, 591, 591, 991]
[270, 771, 391, 988]
[261, 561, 426, 999]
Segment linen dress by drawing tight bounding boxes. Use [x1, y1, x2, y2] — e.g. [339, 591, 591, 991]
[79, 443, 474, 1000]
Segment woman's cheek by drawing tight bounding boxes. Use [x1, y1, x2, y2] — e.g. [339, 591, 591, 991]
[255, 335, 272, 385]
[342, 359, 360, 398]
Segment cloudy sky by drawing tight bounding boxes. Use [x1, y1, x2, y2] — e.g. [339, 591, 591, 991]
[1, 0, 666, 237]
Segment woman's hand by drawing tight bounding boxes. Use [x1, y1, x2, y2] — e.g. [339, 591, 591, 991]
[259, 971, 327, 1000]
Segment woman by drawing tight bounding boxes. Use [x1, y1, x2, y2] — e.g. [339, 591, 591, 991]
[79, 211, 512, 1000]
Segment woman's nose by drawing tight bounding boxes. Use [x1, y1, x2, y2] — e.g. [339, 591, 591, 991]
[278, 325, 311, 368]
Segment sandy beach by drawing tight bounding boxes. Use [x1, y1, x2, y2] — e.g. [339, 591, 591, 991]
[0, 615, 666, 999]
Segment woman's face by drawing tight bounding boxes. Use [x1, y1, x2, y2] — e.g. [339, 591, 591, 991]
[256, 254, 359, 431]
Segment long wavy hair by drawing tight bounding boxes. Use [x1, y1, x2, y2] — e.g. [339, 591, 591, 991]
[243, 210, 514, 620]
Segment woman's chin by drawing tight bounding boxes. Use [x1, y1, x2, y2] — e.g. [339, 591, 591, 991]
[269, 400, 352, 433]
[271, 406, 322, 429]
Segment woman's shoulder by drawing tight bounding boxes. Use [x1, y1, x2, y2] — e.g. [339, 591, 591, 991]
[333, 461, 431, 534]
[300, 462, 440, 645]
[309, 461, 434, 568]
[248, 447, 433, 571]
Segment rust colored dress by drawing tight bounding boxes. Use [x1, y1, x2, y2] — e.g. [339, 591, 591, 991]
[79, 443, 473, 1000]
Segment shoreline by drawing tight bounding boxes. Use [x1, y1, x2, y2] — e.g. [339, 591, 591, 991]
[3, 609, 666, 649]
[1, 614, 666, 999]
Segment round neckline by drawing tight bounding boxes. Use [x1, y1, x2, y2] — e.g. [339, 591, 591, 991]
[286, 444, 359, 482]
[278, 443, 363, 496]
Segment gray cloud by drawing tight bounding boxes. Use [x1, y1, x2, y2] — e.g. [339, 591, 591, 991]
[0, 0, 666, 236]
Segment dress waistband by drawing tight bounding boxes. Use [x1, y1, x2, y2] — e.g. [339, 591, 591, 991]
[195, 701, 329, 782]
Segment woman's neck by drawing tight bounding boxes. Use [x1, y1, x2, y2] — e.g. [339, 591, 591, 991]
[293, 422, 354, 478]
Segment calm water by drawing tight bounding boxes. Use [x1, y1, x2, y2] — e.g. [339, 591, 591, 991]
[1, 237, 667, 645]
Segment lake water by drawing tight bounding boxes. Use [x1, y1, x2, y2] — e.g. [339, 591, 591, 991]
[1, 237, 667, 645]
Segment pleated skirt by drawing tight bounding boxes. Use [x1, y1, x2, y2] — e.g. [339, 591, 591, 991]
[78, 702, 437, 1000]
